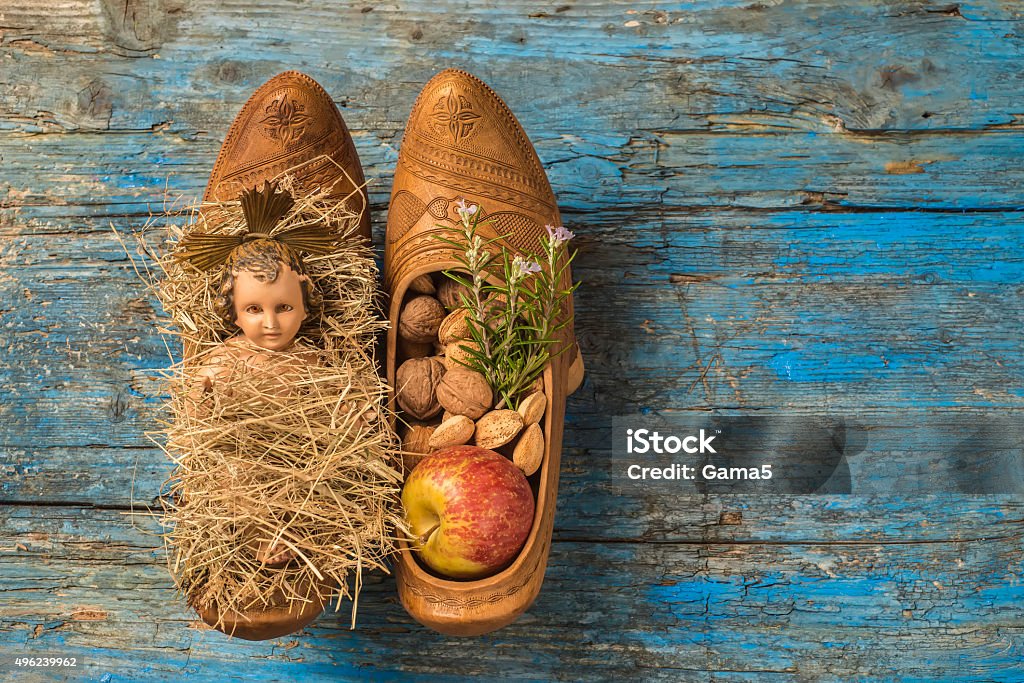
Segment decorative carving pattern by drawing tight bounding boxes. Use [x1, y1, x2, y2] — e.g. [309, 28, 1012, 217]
[219, 133, 331, 198]
[426, 197, 451, 220]
[482, 210, 544, 256]
[406, 132, 548, 195]
[388, 192, 462, 245]
[385, 228, 460, 290]
[431, 89, 481, 143]
[203, 70, 369, 239]
[389, 202, 545, 274]
[388, 191, 428, 244]
[260, 96, 312, 145]
[404, 549, 546, 610]
[402, 159, 551, 217]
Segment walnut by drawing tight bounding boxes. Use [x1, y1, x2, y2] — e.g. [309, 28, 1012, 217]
[408, 274, 436, 295]
[401, 422, 435, 451]
[400, 423, 436, 473]
[436, 278, 472, 310]
[436, 368, 493, 419]
[399, 295, 446, 343]
[398, 336, 433, 360]
[396, 356, 445, 420]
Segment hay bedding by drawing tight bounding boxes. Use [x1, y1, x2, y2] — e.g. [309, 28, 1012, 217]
[125, 160, 404, 630]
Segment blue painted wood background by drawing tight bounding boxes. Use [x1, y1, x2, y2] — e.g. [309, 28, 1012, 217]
[2, 1, 1023, 680]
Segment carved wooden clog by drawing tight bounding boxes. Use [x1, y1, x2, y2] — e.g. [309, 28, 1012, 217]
[204, 70, 369, 239]
[189, 70, 369, 640]
[193, 579, 328, 641]
[385, 69, 577, 636]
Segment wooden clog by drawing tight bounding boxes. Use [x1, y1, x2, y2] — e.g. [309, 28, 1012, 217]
[189, 70, 370, 639]
[203, 70, 369, 240]
[385, 69, 576, 636]
[192, 577, 330, 641]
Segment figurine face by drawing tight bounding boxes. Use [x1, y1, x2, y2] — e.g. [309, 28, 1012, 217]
[232, 265, 307, 351]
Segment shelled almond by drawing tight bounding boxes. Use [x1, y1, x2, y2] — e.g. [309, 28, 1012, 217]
[438, 308, 472, 345]
[429, 415, 475, 449]
[445, 340, 482, 370]
[517, 391, 546, 425]
[475, 409, 523, 450]
[436, 278, 471, 310]
[513, 423, 544, 476]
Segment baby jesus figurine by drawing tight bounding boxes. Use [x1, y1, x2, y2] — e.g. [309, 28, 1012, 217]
[175, 181, 340, 566]
[192, 236, 320, 404]
[161, 174, 400, 642]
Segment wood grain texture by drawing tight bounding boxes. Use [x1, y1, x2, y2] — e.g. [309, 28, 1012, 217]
[2, 506, 1022, 681]
[1, 0, 1023, 679]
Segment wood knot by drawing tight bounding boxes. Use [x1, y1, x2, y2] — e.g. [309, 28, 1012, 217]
[719, 510, 743, 525]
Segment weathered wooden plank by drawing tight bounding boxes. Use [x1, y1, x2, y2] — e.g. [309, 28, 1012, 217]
[6, 128, 1024, 219]
[5, 422, 1024, 540]
[1, 506, 1021, 681]
[6, 422, 1024, 545]
[0, 1, 1020, 134]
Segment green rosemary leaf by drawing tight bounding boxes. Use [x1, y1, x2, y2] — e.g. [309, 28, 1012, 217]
[433, 236, 470, 250]
[443, 272, 476, 289]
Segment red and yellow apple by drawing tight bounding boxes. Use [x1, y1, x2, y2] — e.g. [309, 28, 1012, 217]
[402, 445, 534, 579]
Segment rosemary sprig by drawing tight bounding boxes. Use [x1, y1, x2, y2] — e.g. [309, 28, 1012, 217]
[435, 200, 579, 410]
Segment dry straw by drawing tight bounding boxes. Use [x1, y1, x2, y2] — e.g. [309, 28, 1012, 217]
[121, 157, 404, 631]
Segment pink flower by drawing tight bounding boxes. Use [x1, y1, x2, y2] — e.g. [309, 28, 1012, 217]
[455, 198, 478, 224]
[513, 255, 542, 277]
[545, 224, 574, 245]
